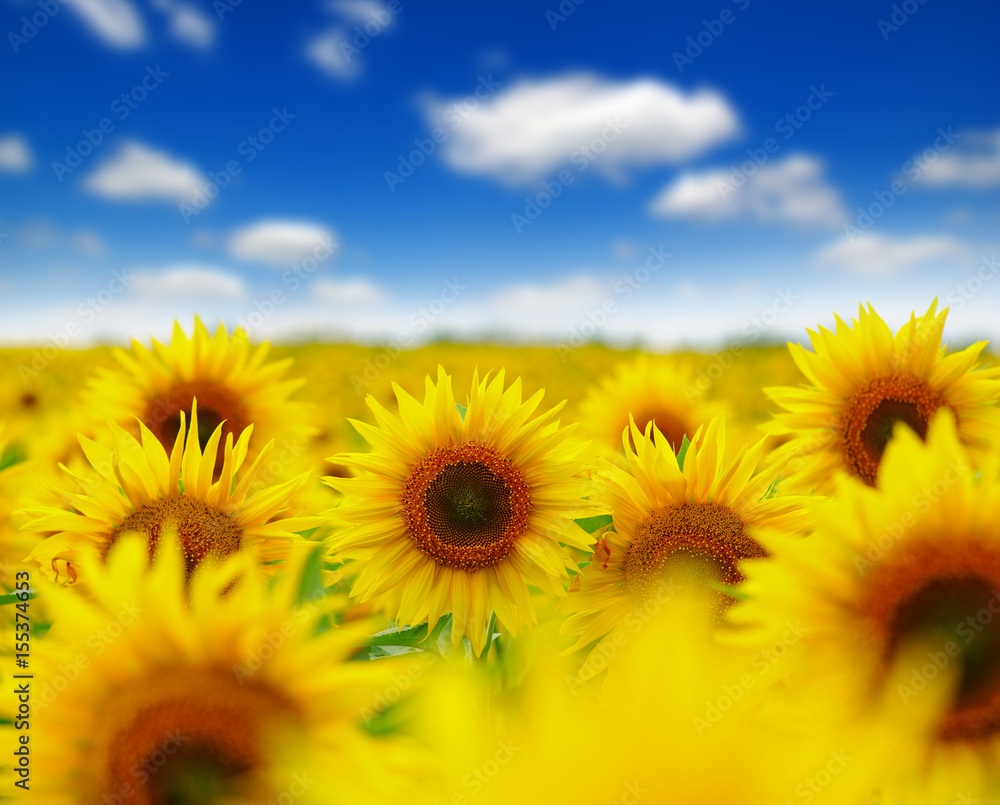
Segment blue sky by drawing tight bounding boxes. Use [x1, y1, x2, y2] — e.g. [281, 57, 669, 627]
[1, 0, 999, 348]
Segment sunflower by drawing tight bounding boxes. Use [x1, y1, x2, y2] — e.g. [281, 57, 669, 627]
[27, 533, 423, 805]
[732, 411, 1000, 804]
[21, 402, 319, 584]
[764, 300, 1000, 493]
[577, 354, 721, 461]
[84, 317, 315, 471]
[325, 367, 600, 656]
[423, 592, 873, 805]
[558, 413, 815, 683]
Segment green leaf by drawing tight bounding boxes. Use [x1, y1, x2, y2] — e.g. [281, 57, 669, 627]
[760, 479, 779, 501]
[0, 444, 25, 472]
[297, 545, 326, 605]
[710, 581, 749, 602]
[0, 591, 37, 606]
[676, 434, 691, 471]
[574, 514, 613, 534]
[455, 403, 468, 420]
[363, 614, 454, 660]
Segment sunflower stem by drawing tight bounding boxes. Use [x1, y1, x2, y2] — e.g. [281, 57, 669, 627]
[480, 611, 498, 664]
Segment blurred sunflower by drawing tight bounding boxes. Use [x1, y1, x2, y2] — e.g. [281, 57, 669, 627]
[21, 403, 318, 584]
[84, 317, 315, 470]
[578, 354, 720, 459]
[764, 301, 1000, 493]
[733, 411, 1000, 804]
[559, 414, 815, 682]
[326, 367, 600, 656]
[421, 588, 874, 805]
[28, 534, 421, 805]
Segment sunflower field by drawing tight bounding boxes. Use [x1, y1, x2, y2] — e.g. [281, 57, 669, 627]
[4, 301, 1000, 804]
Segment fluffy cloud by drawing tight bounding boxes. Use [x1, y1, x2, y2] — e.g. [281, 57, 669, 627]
[152, 0, 215, 49]
[83, 142, 205, 204]
[129, 265, 247, 299]
[69, 0, 145, 48]
[919, 129, 1000, 187]
[305, 30, 360, 81]
[813, 233, 969, 274]
[0, 135, 32, 172]
[426, 73, 740, 183]
[312, 278, 387, 305]
[488, 273, 607, 311]
[650, 155, 846, 228]
[306, 1, 395, 81]
[228, 220, 338, 267]
[73, 230, 106, 256]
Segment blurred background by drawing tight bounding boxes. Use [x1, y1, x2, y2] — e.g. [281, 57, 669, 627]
[1, 0, 998, 350]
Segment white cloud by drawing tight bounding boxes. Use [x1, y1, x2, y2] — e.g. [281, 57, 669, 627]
[69, 0, 145, 48]
[650, 155, 846, 228]
[129, 265, 247, 299]
[83, 142, 206, 204]
[426, 73, 740, 183]
[329, 0, 392, 25]
[488, 273, 607, 311]
[312, 277, 387, 305]
[228, 220, 338, 267]
[813, 233, 969, 274]
[151, 0, 215, 49]
[919, 129, 1000, 187]
[0, 135, 32, 172]
[306, 29, 361, 81]
[73, 230, 105, 256]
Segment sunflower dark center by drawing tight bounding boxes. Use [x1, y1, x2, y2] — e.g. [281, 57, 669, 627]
[403, 442, 531, 569]
[143, 381, 250, 465]
[623, 502, 762, 605]
[148, 749, 248, 805]
[840, 372, 949, 485]
[19, 392, 38, 409]
[626, 408, 689, 452]
[108, 496, 243, 576]
[883, 575, 1000, 740]
[101, 674, 298, 805]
